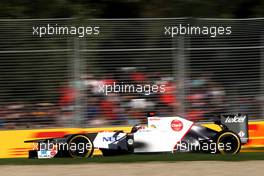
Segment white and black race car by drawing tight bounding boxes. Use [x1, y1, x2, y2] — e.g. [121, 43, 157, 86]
[25, 114, 248, 158]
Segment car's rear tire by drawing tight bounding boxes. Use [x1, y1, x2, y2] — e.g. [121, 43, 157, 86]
[217, 131, 241, 155]
[68, 135, 94, 158]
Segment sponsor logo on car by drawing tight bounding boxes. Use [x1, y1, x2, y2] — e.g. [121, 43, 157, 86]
[225, 115, 246, 123]
[238, 131, 245, 137]
[50, 148, 58, 157]
[149, 117, 161, 121]
[102, 136, 122, 142]
[171, 119, 183, 131]
[38, 150, 50, 158]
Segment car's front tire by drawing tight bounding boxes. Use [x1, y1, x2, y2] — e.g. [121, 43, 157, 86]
[68, 135, 94, 158]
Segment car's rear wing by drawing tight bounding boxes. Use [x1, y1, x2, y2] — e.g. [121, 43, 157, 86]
[220, 113, 249, 144]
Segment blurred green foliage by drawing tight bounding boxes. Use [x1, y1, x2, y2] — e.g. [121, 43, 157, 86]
[0, 0, 263, 18]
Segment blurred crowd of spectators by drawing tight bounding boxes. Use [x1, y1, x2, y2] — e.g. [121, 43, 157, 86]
[0, 68, 261, 129]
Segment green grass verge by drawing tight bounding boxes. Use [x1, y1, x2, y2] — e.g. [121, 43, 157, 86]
[0, 153, 264, 165]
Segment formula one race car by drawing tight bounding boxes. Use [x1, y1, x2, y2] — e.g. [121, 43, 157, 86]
[25, 113, 248, 158]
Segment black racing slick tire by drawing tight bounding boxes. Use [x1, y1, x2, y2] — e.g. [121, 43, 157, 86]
[216, 131, 241, 155]
[68, 135, 94, 158]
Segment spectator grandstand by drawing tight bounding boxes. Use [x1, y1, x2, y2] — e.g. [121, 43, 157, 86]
[0, 18, 263, 128]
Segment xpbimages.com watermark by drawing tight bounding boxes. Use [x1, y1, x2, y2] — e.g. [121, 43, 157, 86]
[164, 24, 232, 38]
[32, 24, 100, 37]
[174, 141, 232, 154]
[33, 141, 234, 155]
[33, 141, 91, 154]
[98, 82, 166, 95]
